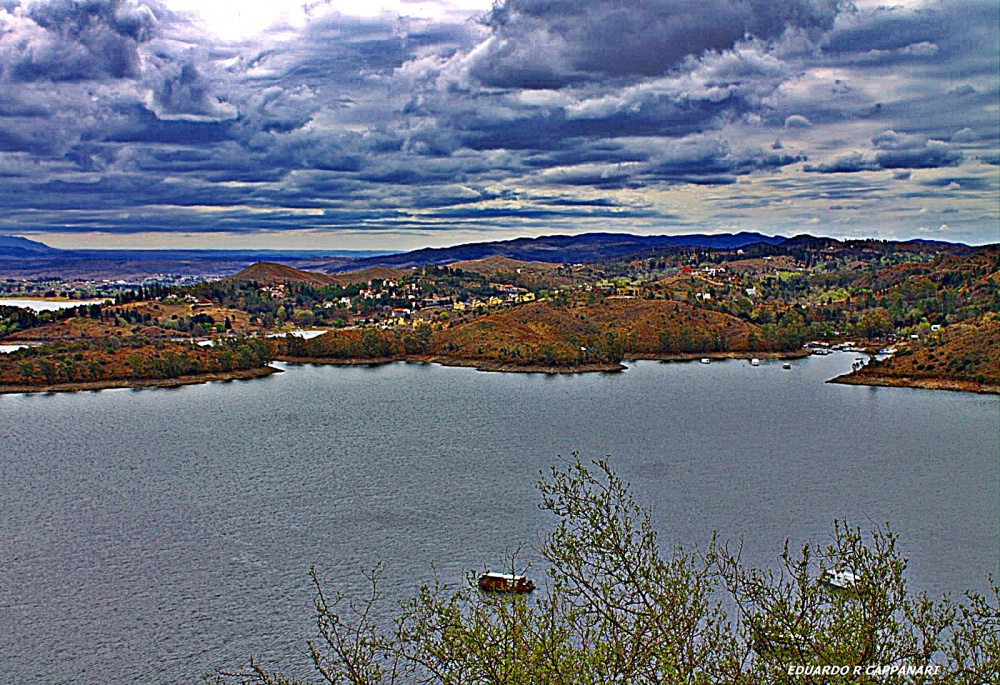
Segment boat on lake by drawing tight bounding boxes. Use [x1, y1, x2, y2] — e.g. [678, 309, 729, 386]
[700, 358, 711, 364]
[478, 571, 536, 593]
[782, 362, 791, 369]
[751, 358, 760, 366]
[820, 569, 858, 590]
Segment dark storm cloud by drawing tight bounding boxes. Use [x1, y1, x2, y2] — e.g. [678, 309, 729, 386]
[804, 152, 878, 174]
[4, 0, 156, 82]
[823, 0, 997, 72]
[804, 131, 964, 174]
[0, 0, 996, 244]
[144, 62, 238, 121]
[467, 0, 842, 88]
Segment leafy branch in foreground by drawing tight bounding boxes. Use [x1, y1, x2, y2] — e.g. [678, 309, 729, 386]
[213, 454, 1000, 685]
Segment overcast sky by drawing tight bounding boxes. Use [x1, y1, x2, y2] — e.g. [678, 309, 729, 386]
[0, 0, 996, 250]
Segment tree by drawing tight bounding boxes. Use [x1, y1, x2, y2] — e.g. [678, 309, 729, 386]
[857, 309, 893, 340]
[214, 456, 999, 685]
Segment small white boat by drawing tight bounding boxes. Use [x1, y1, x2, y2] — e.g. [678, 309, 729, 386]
[820, 569, 858, 590]
[750, 358, 760, 366]
[782, 362, 791, 369]
[700, 358, 711, 364]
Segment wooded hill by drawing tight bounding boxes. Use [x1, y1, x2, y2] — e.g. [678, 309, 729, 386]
[273, 299, 788, 371]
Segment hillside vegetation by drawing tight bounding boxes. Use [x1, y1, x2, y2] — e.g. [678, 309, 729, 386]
[0, 336, 273, 391]
[273, 299, 788, 371]
[836, 316, 1000, 392]
[3, 236, 997, 390]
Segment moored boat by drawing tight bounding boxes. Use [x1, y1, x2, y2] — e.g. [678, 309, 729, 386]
[820, 569, 858, 590]
[700, 358, 711, 364]
[751, 358, 760, 366]
[477, 571, 536, 593]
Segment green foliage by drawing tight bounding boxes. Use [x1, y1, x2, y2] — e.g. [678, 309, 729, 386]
[213, 455, 999, 685]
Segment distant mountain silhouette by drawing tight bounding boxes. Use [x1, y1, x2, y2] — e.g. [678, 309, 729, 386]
[0, 235, 62, 258]
[0, 231, 980, 279]
[306, 232, 786, 272]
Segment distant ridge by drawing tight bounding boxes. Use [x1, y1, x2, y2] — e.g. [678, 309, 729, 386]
[0, 235, 61, 258]
[308, 231, 786, 273]
[226, 262, 407, 287]
[0, 231, 985, 280]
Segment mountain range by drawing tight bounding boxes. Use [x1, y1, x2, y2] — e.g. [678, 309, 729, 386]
[0, 231, 977, 280]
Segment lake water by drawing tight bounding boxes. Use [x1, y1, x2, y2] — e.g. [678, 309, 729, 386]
[0, 354, 997, 683]
[0, 298, 109, 312]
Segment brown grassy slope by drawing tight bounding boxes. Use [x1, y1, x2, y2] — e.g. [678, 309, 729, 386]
[430, 303, 592, 366]
[326, 267, 407, 286]
[448, 257, 561, 277]
[578, 299, 756, 353]
[858, 250, 999, 294]
[850, 317, 1000, 386]
[430, 300, 762, 366]
[225, 262, 340, 286]
[5, 316, 175, 341]
[4, 301, 262, 341]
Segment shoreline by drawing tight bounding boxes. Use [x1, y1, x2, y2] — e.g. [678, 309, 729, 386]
[828, 372, 999, 395]
[0, 365, 280, 395]
[4, 354, 993, 395]
[276, 353, 624, 373]
[274, 349, 810, 375]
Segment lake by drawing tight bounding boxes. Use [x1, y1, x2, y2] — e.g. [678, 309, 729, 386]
[0, 354, 996, 683]
[0, 298, 110, 312]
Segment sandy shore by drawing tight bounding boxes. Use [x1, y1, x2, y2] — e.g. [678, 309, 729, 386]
[0, 365, 280, 395]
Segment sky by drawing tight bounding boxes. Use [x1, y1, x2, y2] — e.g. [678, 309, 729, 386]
[0, 0, 997, 250]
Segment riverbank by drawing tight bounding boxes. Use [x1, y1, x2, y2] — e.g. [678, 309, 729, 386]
[0, 365, 280, 395]
[275, 349, 809, 375]
[276, 353, 625, 373]
[828, 371, 1000, 395]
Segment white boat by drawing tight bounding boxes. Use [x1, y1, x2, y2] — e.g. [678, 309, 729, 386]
[820, 569, 858, 590]
[700, 358, 711, 364]
[782, 362, 791, 369]
[751, 358, 760, 366]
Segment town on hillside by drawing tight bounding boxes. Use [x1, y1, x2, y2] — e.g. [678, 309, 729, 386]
[1, 236, 998, 393]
